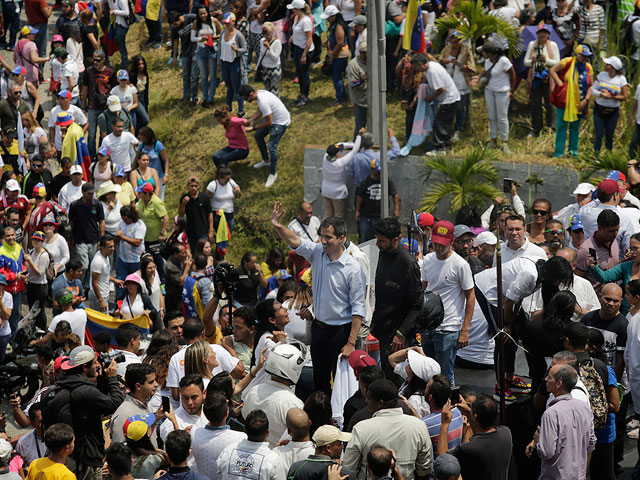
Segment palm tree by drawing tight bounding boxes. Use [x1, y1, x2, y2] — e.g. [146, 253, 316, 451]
[575, 150, 628, 181]
[435, 0, 521, 56]
[420, 148, 501, 213]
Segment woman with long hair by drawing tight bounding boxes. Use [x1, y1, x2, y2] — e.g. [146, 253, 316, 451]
[129, 55, 150, 128]
[64, 23, 84, 74]
[261, 247, 285, 278]
[206, 166, 241, 254]
[303, 391, 332, 437]
[185, 340, 219, 389]
[144, 342, 179, 411]
[192, 5, 219, 108]
[288, 0, 314, 108]
[211, 106, 250, 167]
[321, 7, 349, 106]
[136, 253, 164, 317]
[130, 152, 160, 197]
[42, 217, 69, 277]
[219, 12, 247, 116]
[137, 126, 169, 200]
[21, 110, 47, 160]
[193, 238, 215, 269]
[91, 145, 114, 192]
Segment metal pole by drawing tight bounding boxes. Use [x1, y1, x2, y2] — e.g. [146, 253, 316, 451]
[495, 227, 506, 424]
[376, 0, 389, 217]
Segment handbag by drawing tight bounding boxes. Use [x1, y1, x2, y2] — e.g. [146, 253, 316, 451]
[254, 46, 268, 82]
[594, 102, 619, 119]
[550, 59, 573, 109]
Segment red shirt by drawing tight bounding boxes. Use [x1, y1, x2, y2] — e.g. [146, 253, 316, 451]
[0, 194, 31, 225]
[25, 0, 49, 25]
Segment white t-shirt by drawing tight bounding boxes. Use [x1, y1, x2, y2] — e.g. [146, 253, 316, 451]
[90, 251, 111, 303]
[117, 219, 147, 263]
[110, 84, 137, 111]
[58, 181, 84, 212]
[216, 439, 287, 480]
[101, 132, 139, 172]
[27, 249, 50, 285]
[49, 309, 87, 344]
[49, 105, 87, 151]
[115, 349, 142, 377]
[61, 61, 79, 97]
[456, 299, 494, 366]
[0, 292, 13, 336]
[475, 256, 540, 306]
[485, 56, 512, 93]
[592, 71, 627, 108]
[256, 90, 291, 126]
[445, 53, 470, 95]
[166, 344, 240, 389]
[421, 252, 474, 331]
[425, 62, 460, 105]
[291, 15, 314, 51]
[193, 427, 248, 479]
[207, 179, 238, 213]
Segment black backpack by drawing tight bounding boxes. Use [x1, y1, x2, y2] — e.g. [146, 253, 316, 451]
[621, 15, 640, 57]
[41, 384, 75, 429]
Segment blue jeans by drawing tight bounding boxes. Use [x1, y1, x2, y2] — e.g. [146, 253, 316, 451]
[182, 53, 199, 101]
[116, 257, 140, 298]
[293, 46, 311, 97]
[358, 216, 379, 243]
[114, 24, 129, 70]
[332, 57, 348, 102]
[34, 22, 47, 70]
[254, 124, 287, 175]
[133, 103, 150, 131]
[212, 146, 249, 167]
[196, 45, 217, 102]
[220, 58, 244, 112]
[88, 108, 101, 159]
[2, 2, 20, 47]
[421, 330, 459, 385]
[354, 104, 367, 140]
[8, 291, 21, 340]
[593, 108, 619, 152]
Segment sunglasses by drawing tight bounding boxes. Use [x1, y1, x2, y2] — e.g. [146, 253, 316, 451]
[532, 209, 549, 216]
[545, 229, 564, 236]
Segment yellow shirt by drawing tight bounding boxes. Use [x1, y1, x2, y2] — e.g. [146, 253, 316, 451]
[116, 181, 136, 206]
[27, 457, 76, 480]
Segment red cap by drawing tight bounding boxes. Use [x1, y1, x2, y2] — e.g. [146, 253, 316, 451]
[53, 355, 70, 372]
[597, 179, 622, 195]
[431, 220, 455, 246]
[348, 350, 376, 379]
[418, 212, 435, 228]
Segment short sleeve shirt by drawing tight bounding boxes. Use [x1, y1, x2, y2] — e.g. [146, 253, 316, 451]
[101, 132, 139, 171]
[138, 195, 167, 241]
[256, 90, 291, 126]
[581, 310, 628, 368]
[425, 62, 460, 105]
[90, 251, 111, 301]
[292, 15, 314, 50]
[117, 219, 147, 263]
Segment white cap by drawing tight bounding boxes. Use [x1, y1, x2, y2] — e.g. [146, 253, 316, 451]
[107, 95, 121, 112]
[5, 179, 19, 192]
[0, 439, 12, 463]
[70, 165, 83, 175]
[320, 4, 339, 18]
[287, 0, 306, 9]
[475, 231, 497, 247]
[572, 182, 595, 195]
[603, 56, 623, 71]
[407, 349, 441, 382]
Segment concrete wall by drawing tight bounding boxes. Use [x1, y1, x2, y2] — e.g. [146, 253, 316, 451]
[303, 147, 583, 231]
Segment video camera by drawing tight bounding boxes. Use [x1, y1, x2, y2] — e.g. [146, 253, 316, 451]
[213, 263, 240, 300]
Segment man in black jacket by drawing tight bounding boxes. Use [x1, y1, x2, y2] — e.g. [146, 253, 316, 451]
[44, 345, 124, 480]
[372, 218, 423, 382]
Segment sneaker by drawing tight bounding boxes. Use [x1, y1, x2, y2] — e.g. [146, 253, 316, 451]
[425, 149, 446, 157]
[451, 131, 460, 142]
[493, 384, 517, 405]
[151, 42, 162, 50]
[293, 77, 299, 84]
[507, 375, 531, 393]
[265, 173, 277, 187]
[253, 160, 270, 169]
[332, 99, 343, 107]
[501, 143, 511, 154]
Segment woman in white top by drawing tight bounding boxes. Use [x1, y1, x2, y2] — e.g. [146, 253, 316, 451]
[258, 22, 282, 95]
[96, 180, 123, 236]
[107, 0, 130, 69]
[91, 145, 114, 192]
[21, 111, 47, 161]
[206, 166, 241, 233]
[591, 56, 628, 154]
[192, 6, 219, 107]
[219, 12, 247, 115]
[185, 340, 220, 390]
[472, 40, 515, 153]
[137, 254, 164, 316]
[288, 0, 314, 107]
[116, 273, 160, 329]
[64, 24, 84, 74]
[110, 70, 139, 124]
[42, 218, 69, 276]
[321, 133, 361, 219]
[25, 231, 50, 330]
[625, 280, 640, 418]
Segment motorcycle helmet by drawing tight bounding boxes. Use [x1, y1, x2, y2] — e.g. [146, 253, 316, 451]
[415, 290, 444, 333]
[264, 339, 309, 384]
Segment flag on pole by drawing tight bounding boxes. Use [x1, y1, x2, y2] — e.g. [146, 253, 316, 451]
[402, 0, 426, 53]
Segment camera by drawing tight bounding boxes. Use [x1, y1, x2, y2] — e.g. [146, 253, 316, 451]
[534, 46, 545, 73]
[98, 351, 125, 369]
[214, 263, 240, 295]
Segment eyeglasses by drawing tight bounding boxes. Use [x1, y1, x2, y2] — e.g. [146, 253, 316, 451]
[93, 57, 104, 62]
[454, 238, 475, 246]
[545, 229, 564, 236]
[532, 209, 549, 216]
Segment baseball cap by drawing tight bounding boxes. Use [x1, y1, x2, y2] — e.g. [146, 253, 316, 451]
[603, 56, 623, 71]
[125, 273, 142, 285]
[55, 111, 74, 126]
[572, 183, 595, 195]
[320, 4, 339, 18]
[287, 0, 306, 8]
[52, 34, 63, 43]
[417, 212, 435, 227]
[62, 345, 96, 370]
[2, 127, 16, 139]
[348, 349, 376, 379]
[222, 11, 236, 23]
[98, 145, 110, 157]
[113, 165, 126, 177]
[407, 349, 440, 382]
[21, 25, 39, 36]
[5, 179, 20, 192]
[11, 65, 25, 75]
[575, 44, 593, 57]
[0, 439, 13, 463]
[135, 182, 154, 194]
[349, 14, 366, 27]
[606, 170, 626, 182]
[433, 453, 461, 479]
[370, 158, 381, 172]
[32, 182, 46, 198]
[326, 143, 344, 157]
[53, 355, 70, 372]
[275, 269, 292, 280]
[70, 165, 83, 175]
[107, 95, 121, 112]
[53, 46, 67, 58]
[597, 179, 622, 195]
[0, 274, 7, 286]
[475, 231, 497, 246]
[82, 182, 95, 193]
[454, 224, 474, 238]
[312, 425, 352, 447]
[568, 214, 584, 231]
[431, 220, 454, 246]
[55, 288, 74, 306]
[123, 413, 156, 441]
[117, 69, 129, 81]
[32, 231, 46, 242]
[537, 24, 550, 34]
[58, 89, 72, 100]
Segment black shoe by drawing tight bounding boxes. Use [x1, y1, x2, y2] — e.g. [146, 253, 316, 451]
[202, 100, 211, 108]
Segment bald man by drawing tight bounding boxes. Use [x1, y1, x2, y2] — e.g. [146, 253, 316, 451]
[287, 202, 321, 277]
[273, 408, 315, 472]
[581, 283, 627, 380]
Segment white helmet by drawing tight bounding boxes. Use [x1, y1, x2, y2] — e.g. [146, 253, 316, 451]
[264, 340, 309, 384]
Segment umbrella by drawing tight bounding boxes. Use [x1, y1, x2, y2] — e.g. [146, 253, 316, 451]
[513, 25, 566, 79]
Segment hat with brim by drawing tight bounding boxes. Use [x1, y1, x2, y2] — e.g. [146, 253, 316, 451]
[0, 439, 13, 463]
[320, 4, 339, 18]
[575, 44, 593, 57]
[431, 220, 454, 246]
[61, 345, 96, 370]
[55, 111, 74, 126]
[312, 425, 352, 447]
[475, 231, 497, 246]
[572, 182, 595, 195]
[348, 349, 376, 378]
[603, 56, 623, 71]
[597, 179, 622, 195]
[124, 273, 142, 286]
[97, 181, 122, 199]
[569, 214, 584, 231]
[536, 24, 550, 34]
[407, 349, 441, 382]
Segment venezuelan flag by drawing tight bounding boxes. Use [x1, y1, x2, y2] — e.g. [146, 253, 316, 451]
[182, 275, 204, 321]
[215, 210, 231, 259]
[136, 0, 161, 22]
[61, 122, 91, 181]
[402, 0, 426, 53]
[84, 308, 151, 348]
[102, 16, 120, 56]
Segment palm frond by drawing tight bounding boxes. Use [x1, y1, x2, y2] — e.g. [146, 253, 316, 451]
[577, 150, 628, 181]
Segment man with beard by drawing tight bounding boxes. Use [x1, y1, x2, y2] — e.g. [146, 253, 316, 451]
[469, 232, 496, 275]
[452, 225, 475, 264]
[544, 219, 565, 257]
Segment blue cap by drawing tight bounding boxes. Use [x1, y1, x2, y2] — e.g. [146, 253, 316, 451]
[117, 69, 129, 81]
[370, 158, 380, 172]
[113, 165, 126, 177]
[605, 170, 626, 182]
[97, 145, 110, 157]
[11, 66, 25, 75]
[400, 237, 418, 253]
[275, 269, 292, 280]
[0, 274, 7, 286]
[569, 214, 584, 231]
[575, 44, 593, 57]
[454, 224, 474, 238]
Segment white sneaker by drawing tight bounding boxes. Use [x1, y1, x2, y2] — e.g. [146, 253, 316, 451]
[501, 143, 511, 154]
[265, 173, 277, 187]
[451, 131, 460, 142]
[253, 160, 270, 169]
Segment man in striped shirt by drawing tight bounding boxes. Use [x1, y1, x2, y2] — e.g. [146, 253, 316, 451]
[423, 374, 463, 455]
